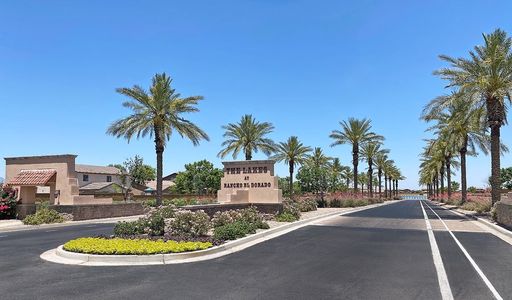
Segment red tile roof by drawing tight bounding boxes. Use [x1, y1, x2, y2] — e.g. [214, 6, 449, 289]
[7, 169, 56, 186]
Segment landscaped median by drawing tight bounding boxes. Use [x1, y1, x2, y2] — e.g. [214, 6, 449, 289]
[41, 199, 400, 266]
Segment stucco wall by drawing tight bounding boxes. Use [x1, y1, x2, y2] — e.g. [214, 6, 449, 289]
[77, 172, 121, 187]
[5, 155, 77, 205]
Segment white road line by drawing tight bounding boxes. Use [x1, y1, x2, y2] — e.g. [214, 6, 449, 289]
[0, 235, 8, 238]
[45, 230, 57, 232]
[423, 201, 503, 300]
[419, 201, 454, 300]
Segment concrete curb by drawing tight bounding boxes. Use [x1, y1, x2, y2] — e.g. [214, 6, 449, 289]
[431, 201, 512, 239]
[41, 200, 401, 266]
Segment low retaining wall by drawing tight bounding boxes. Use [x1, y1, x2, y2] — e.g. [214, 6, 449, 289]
[16, 202, 282, 220]
[182, 203, 283, 217]
[16, 203, 144, 220]
[496, 201, 512, 228]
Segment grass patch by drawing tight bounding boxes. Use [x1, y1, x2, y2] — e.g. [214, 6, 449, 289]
[63, 237, 212, 255]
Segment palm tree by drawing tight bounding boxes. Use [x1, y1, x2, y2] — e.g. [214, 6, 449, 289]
[434, 29, 512, 204]
[271, 136, 312, 198]
[307, 147, 332, 169]
[358, 172, 368, 196]
[329, 118, 384, 194]
[360, 142, 389, 198]
[341, 167, 353, 188]
[107, 73, 209, 205]
[375, 154, 393, 199]
[422, 92, 496, 203]
[218, 114, 276, 160]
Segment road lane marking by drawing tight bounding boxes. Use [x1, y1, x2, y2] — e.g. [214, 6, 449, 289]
[419, 201, 454, 300]
[0, 235, 7, 238]
[45, 230, 57, 232]
[423, 201, 503, 300]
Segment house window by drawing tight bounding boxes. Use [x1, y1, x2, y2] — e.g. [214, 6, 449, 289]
[106, 176, 112, 182]
[83, 174, 89, 182]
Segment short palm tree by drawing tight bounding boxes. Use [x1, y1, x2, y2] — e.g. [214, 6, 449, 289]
[270, 136, 312, 197]
[330, 118, 384, 194]
[307, 147, 332, 169]
[434, 29, 512, 204]
[360, 142, 389, 198]
[218, 114, 276, 160]
[375, 154, 393, 199]
[107, 73, 209, 205]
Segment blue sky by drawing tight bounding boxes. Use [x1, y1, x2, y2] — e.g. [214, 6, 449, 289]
[1, 0, 512, 189]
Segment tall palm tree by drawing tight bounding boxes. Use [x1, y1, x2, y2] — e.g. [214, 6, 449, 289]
[270, 136, 312, 198]
[422, 92, 496, 203]
[360, 142, 389, 198]
[375, 154, 393, 199]
[218, 114, 276, 160]
[107, 73, 209, 205]
[434, 29, 512, 204]
[329, 118, 384, 194]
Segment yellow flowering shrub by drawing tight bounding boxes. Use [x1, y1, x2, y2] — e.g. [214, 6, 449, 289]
[63, 237, 212, 255]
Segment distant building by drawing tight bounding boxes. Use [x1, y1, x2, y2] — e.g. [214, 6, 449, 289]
[4, 154, 113, 205]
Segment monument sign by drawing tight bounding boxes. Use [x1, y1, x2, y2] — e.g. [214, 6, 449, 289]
[217, 160, 282, 204]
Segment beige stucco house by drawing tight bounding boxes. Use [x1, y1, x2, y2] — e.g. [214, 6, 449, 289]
[4, 154, 116, 205]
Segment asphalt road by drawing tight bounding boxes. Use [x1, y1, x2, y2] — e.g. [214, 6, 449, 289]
[1, 200, 511, 300]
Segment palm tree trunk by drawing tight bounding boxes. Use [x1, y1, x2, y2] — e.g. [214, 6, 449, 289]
[440, 166, 445, 198]
[384, 175, 388, 199]
[436, 175, 440, 198]
[490, 125, 501, 204]
[368, 161, 373, 198]
[289, 161, 294, 199]
[446, 157, 451, 200]
[245, 149, 252, 161]
[378, 169, 382, 199]
[154, 129, 164, 207]
[353, 144, 358, 194]
[460, 138, 468, 203]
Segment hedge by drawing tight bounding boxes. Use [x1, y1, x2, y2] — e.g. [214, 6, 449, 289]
[63, 237, 212, 255]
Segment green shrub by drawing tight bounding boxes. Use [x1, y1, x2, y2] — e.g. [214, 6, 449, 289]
[491, 203, 498, 222]
[275, 212, 298, 222]
[114, 220, 146, 236]
[22, 205, 65, 225]
[316, 199, 328, 208]
[342, 199, 354, 207]
[297, 199, 318, 212]
[329, 199, 342, 208]
[282, 200, 301, 219]
[461, 201, 491, 214]
[213, 221, 258, 241]
[165, 210, 210, 238]
[63, 237, 212, 255]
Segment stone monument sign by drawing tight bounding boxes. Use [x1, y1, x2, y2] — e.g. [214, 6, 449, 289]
[217, 160, 282, 204]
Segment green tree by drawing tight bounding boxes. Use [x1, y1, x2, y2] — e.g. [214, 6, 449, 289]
[434, 29, 512, 204]
[330, 118, 383, 194]
[451, 181, 460, 191]
[110, 155, 156, 201]
[270, 136, 312, 198]
[375, 154, 393, 199]
[218, 114, 276, 160]
[172, 160, 223, 195]
[500, 167, 512, 189]
[360, 142, 388, 198]
[107, 73, 209, 206]
[422, 92, 499, 202]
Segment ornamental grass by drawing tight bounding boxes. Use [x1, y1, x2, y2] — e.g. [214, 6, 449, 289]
[63, 237, 212, 255]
